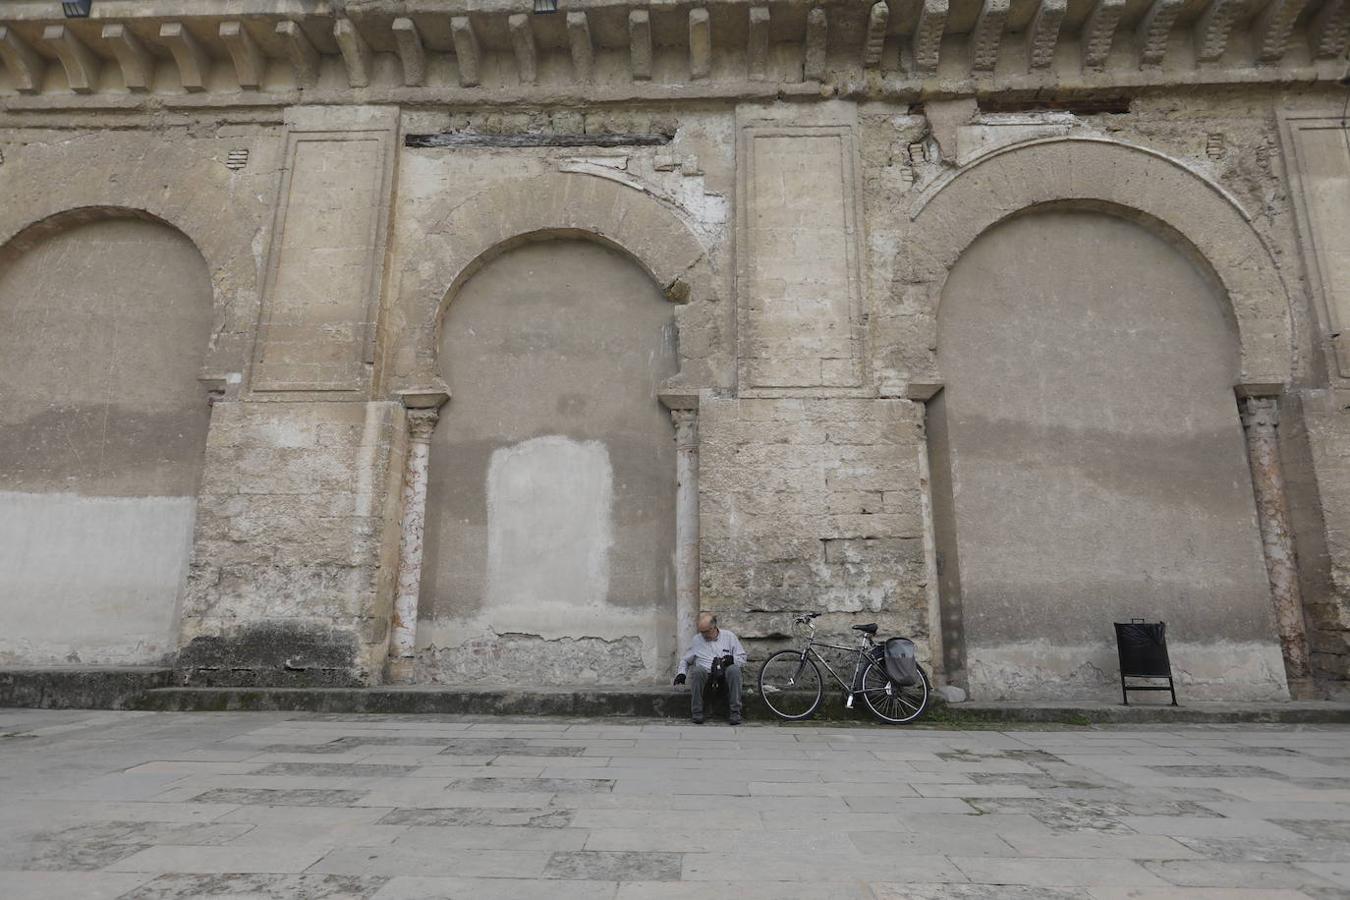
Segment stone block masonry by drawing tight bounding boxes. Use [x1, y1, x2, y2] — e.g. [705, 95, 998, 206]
[178, 401, 405, 686]
[700, 398, 932, 663]
[0, 0, 1347, 701]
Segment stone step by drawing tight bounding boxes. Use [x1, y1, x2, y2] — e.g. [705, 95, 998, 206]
[6, 669, 1350, 724]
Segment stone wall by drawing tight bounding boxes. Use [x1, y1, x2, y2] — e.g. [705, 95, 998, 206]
[178, 400, 405, 686]
[699, 398, 932, 666]
[0, 0, 1347, 697]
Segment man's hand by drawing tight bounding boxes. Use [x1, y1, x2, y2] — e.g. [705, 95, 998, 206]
[720, 654, 735, 669]
[673, 674, 686, 686]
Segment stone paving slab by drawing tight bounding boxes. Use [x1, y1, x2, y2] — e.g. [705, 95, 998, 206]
[3, 709, 1350, 898]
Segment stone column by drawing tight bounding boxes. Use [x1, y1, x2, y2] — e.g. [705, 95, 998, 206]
[386, 391, 448, 684]
[1240, 395, 1314, 697]
[670, 406, 701, 647]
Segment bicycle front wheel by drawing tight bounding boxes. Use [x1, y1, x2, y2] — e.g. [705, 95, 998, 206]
[861, 661, 930, 724]
[758, 650, 823, 720]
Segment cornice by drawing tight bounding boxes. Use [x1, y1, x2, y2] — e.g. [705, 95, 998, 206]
[0, 0, 1345, 109]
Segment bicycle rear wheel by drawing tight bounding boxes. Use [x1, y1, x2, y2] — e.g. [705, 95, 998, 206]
[861, 660, 929, 724]
[758, 650, 823, 720]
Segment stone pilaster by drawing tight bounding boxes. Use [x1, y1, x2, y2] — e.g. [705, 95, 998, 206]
[386, 392, 448, 683]
[1242, 395, 1315, 696]
[670, 405, 701, 649]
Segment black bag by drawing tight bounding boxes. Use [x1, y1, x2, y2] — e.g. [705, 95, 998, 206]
[882, 637, 918, 686]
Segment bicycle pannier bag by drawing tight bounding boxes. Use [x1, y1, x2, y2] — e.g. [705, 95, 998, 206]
[883, 637, 918, 686]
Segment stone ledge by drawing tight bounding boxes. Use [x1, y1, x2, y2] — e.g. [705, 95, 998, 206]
[0, 666, 173, 710]
[8, 672, 1350, 724]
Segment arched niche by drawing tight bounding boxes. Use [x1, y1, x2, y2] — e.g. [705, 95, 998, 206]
[927, 207, 1287, 701]
[416, 237, 679, 684]
[382, 171, 722, 397]
[890, 138, 1295, 393]
[0, 211, 214, 665]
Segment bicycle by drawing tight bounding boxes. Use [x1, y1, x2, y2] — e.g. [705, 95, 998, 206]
[757, 613, 930, 724]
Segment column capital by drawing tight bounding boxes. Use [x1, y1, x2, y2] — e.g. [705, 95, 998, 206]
[406, 407, 440, 442]
[670, 407, 699, 450]
[1241, 395, 1279, 430]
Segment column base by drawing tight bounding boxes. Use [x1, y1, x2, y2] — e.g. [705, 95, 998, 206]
[385, 657, 416, 685]
[1287, 677, 1321, 700]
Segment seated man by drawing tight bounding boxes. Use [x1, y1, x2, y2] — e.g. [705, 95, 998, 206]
[673, 611, 748, 725]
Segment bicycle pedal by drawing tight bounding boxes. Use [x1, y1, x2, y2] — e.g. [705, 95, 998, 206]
[844, 694, 854, 709]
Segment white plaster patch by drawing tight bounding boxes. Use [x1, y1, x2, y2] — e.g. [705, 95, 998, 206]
[485, 435, 614, 617]
[0, 491, 195, 665]
[965, 639, 1290, 702]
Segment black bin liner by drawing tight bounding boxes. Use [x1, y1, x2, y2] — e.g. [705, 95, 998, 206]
[883, 637, 919, 686]
[1114, 621, 1171, 678]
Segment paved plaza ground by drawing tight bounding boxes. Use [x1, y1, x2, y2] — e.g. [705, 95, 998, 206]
[2, 710, 1350, 899]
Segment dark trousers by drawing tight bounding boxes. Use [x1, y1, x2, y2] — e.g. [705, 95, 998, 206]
[688, 664, 742, 718]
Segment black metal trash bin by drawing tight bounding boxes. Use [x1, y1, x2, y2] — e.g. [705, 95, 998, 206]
[1114, 620, 1177, 706]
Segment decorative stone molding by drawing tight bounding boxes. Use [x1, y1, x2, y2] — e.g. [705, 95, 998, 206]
[912, 0, 949, 74]
[0, 25, 41, 93]
[41, 24, 96, 94]
[970, 0, 1009, 73]
[894, 138, 1294, 396]
[101, 24, 151, 92]
[2, 0, 1341, 105]
[1081, 0, 1126, 69]
[387, 389, 449, 684]
[390, 171, 719, 395]
[1240, 395, 1315, 696]
[0, 144, 269, 386]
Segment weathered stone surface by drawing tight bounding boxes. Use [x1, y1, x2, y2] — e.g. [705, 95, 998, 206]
[0, 1, 1345, 703]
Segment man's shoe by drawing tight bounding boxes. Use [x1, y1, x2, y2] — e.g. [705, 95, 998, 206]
[729, 713, 742, 726]
[691, 715, 704, 725]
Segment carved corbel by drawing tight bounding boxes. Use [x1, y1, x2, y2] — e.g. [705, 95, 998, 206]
[1027, 0, 1067, 69]
[0, 25, 43, 93]
[101, 24, 152, 92]
[629, 10, 653, 81]
[912, 0, 948, 75]
[1194, 0, 1243, 62]
[804, 7, 828, 81]
[1081, 0, 1125, 69]
[451, 16, 481, 88]
[863, 1, 889, 68]
[1253, 0, 1310, 62]
[1136, 0, 1184, 65]
[689, 8, 711, 79]
[159, 22, 209, 92]
[567, 12, 593, 81]
[509, 14, 538, 85]
[970, 0, 1009, 72]
[220, 21, 264, 90]
[1311, 0, 1349, 58]
[275, 20, 320, 88]
[334, 18, 372, 88]
[747, 6, 770, 80]
[42, 24, 98, 94]
[392, 18, 426, 86]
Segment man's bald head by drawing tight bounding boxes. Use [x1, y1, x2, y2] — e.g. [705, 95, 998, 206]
[697, 611, 719, 639]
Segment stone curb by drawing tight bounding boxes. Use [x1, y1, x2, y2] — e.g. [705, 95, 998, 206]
[6, 670, 1350, 724]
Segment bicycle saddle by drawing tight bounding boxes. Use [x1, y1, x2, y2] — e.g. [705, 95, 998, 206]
[851, 623, 878, 634]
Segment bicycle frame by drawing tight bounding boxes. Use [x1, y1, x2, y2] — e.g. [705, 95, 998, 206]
[787, 625, 886, 695]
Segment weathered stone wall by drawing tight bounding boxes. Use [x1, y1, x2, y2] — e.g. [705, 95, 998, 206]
[417, 239, 679, 684]
[179, 401, 405, 686]
[0, 217, 213, 666]
[699, 398, 932, 664]
[0, 0, 1346, 697]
